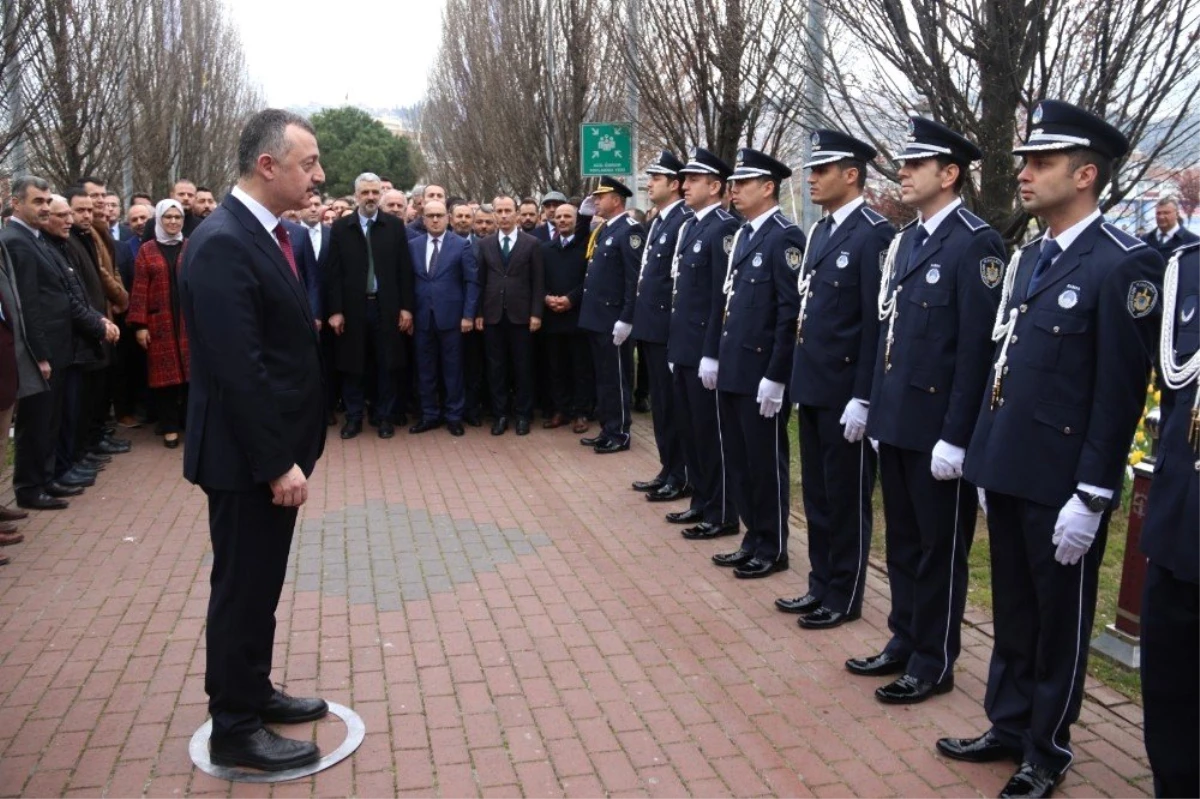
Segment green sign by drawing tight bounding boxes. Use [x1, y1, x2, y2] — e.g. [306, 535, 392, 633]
[581, 123, 632, 177]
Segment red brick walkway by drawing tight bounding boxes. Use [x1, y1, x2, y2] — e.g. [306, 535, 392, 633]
[0, 416, 1151, 797]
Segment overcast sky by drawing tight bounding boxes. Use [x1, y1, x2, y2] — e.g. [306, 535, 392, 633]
[227, 1, 446, 111]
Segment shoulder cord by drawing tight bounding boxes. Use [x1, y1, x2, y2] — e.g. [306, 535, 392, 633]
[793, 221, 822, 338]
[876, 233, 905, 369]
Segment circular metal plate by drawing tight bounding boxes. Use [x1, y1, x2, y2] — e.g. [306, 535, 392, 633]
[188, 702, 365, 783]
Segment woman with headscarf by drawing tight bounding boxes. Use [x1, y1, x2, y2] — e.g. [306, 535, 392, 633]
[127, 200, 190, 448]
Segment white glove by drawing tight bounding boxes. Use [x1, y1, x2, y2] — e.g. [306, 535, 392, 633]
[668, 362, 675, 374]
[930, 439, 965, 481]
[977, 487, 988, 517]
[579, 195, 597, 217]
[612, 321, 632, 346]
[839, 398, 869, 443]
[756, 378, 786, 418]
[699, 357, 719, 390]
[1052, 495, 1102, 565]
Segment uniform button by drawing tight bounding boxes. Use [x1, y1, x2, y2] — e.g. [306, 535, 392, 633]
[885, 363, 892, 372]
[834, 281, 840, 288]
[1003, 366, 1009, 375]
[723, 331, 728, 336]
[1064, 426, 1072, 434]
[1011, 335, 1018, 344]
[922, 301, 928, 308]
[844, 356, 851, 363]
[896, 285, 903, 292]
[928, 386, 936, 393]
[798, 337, 804, 344]
[1053, 326, 1061, 334]
[1019, 304, 1028, 313]
[998, 397, 1005, 407]
[584, 288, 589, 293]
[803, 314, 808, 320]
[755, 347, 763, 353]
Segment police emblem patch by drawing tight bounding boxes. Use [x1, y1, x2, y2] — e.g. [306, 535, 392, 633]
[1058, 288, 1078, 309]
[605, 237, 613, 246]
[1032, 103, 1043, 125]
[979, 256, 1003, 289]
[722, 235, 733, 254]
[659, 233, 667, 245]
[693, 241, 703, 253]
[836, 253, 849, 269]
[1127, 280, 1158, 318]
[785, 248, 802, 270]
[629, 235, 643, 250]
[926, 266, 941, 284]
[752, 254, 763, 267]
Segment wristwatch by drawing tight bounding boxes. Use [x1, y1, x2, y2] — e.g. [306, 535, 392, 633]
[1075, 489, 1110, 513]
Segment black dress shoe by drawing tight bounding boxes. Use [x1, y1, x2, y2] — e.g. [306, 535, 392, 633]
[46, 483, 85, 498]
[936, 731, 1022, 764]
[681, 521, 739, 540]
[447, 421, 465, 437]
[999, 762, 1063, 798]
[845, 651, 907, 677]
[775, 593, 821, 614]
[712, 548, 755, 567]
[209, 727, 320, 772]
[798, 606, 860, 629]
[375, 420, 393, 438]
[82, 453, 111, 465]
[580, 434, 608, 447]
[464, 412, 482, 427]
[632, 477, 667, 492]
[104, 435, 132, 448]
[492, 416, 509, 435]
[409, 418, 441, 434]
[594, 438, 630, 453]
[260, 690, 329, 724]
[89, 440, 127, 455]
[16, 493, 68, 510]
[340, 420, 363, 439]
[666, 508, 704, 524]
[56, 471, 95, 488]
[646, 483, 690, 502]
[734, 556, 789, 578]
[875, 673, 953, 704]
[515, 419, 530, 436]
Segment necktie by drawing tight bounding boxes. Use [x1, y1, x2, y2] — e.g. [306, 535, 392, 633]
[735, 222, 754, 261]
[809, 217, 832, 259]
[273, 224, 299, 280]
[1025, 239, 1062, 299]
[429, 236, 440, 274]
[905, 225, 929, 275]
[501, 235, 511, 261]
[364, 219, 377, 293]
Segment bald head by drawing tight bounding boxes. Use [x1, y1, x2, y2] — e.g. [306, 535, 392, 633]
[381, 189, 408, 218]
[423, 199, 448, 236]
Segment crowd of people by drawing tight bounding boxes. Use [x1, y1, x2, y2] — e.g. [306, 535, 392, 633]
[0, 96, 1195, 798]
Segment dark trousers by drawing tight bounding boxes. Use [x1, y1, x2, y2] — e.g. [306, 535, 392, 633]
[798, 404, 876, 615]
[1141, 561, 1199, 798]
[112, 317, 145, 418]
[544, 330, 592, 418]
[534, 328, 552, 415]
[154, 383, 188, 434]
[982, 491, 1108, 774]
[415, 325, 465, 422]
[462, 329, 487, 419]
[81, 367, 109, 448]
[14, 371, 65, 499]
[673, 365, 734, 524]
[341, 299, 397, 422]
[485, 318, 534, 420]
[55, 366, 82, 479]
[878, 444, 976, 683]
[640, 341, 685, 485]
[718, 392, 790, 562]
[634, 340, 650, 402]
[204, 485, 299, 738]
[588, 332, 632, 442]
[320, 325, 340, 417]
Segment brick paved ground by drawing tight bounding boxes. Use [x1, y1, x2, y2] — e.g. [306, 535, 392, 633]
[0, 416, 1152, 798]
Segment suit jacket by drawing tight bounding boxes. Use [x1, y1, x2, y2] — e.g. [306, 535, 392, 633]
[964, 218, 1162, 507]
[180, 194, 325, 490]
[0, 240, 49, 400]
[531, 222, 554, 242]
[408, 232, 481, 331]
[670, 206, 739, 368]
[284, 220, 323, 321]
[300, 222, 330, 319]
[112, 222, 134, 242]
[326, 211, 416, 374]
[868, 205, 1005, 452]
[790, 203, 895, 409]
[540, 234, 589, 334]
[1141, 226, 1199, 259]
[0, 222, 74, 370]
[476, 230, 545, 325]
[633, 201, 694, 345]
[45, 234, 108, 369]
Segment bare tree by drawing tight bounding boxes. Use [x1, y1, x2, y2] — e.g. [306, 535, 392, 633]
[0, 0, 49, 170]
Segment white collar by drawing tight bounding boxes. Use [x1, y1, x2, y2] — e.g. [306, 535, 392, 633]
[1046, 208, 1102, 254]
[828, 196, 865, 229]
[657, 199, 684, 222]
[1160, 224, 1181, 240]
[747, 205, 781, 234]
[231, 185, 280, 234]
[603, 210, 630, 228]
[9, 216, 40, 238]
[918, 197, 962, 237]
[692, 202, 721, 221]
[358, 211, 378, 227]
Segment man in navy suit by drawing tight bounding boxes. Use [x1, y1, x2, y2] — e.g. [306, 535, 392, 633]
[407, 200, 480, 436]
[297, 192, 336, 423]
[1140, 196, 1199, 258]
[180, 109, 328, 772]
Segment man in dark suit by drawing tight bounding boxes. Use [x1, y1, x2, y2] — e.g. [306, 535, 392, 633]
[541, 203, 593, 432]
[180, 109, 329, 771]
[326, 172, 416, 439]
[1141, 196, 1198, 258]
[407, 200, 480, 436]
[298, 192, 335, 422]
[1, 177, 78, 511]
[475, 195, 544, 436]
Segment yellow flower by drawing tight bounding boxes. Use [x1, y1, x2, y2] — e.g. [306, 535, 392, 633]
[1130, 450, 1145, 466]
[1135, 431, 1146, 445]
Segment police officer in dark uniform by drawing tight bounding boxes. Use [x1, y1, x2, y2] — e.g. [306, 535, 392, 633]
[577, 176, 645, 453]
[1140, 240, 1198, 799]
[938, 101, 1163, 799]
[667, 148, 741, 538]
[630, 152, 695, 499]
[709, 149, 803, 578]
[847, 118, 1004, 704]
[775, 130, 895, 629]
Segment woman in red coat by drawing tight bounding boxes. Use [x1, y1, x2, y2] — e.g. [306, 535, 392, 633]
[127, 200, 190, 448]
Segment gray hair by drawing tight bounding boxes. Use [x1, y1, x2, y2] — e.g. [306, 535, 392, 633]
[1156, 196, 1180, 210]
[11, 175, 51, 201]
[237, 108, 316, 177]
[411, 184, 426, 196]
[354, 172, 382, 192]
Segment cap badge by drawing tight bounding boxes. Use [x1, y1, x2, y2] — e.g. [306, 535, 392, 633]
[1032, 103, 1043, 125]
[811, 131, 821, 147]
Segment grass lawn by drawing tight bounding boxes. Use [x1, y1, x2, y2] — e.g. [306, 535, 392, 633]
[784, 414, 1143, 703]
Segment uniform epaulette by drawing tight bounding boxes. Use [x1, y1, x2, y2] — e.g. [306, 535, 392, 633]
[1174, 240, 1200, 255]
[714, 208, 734, 221]
[955, 206, 990, 233]
[1101, 222, 1147, 252]
[860, 206, 888, 227]
[625, 215, 638, 227]
[772, 211, 795, 229]
[1020, 234, 1045, 250]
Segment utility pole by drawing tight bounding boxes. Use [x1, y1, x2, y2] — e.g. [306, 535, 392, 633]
[799, 0, 826, 228]
[544, 0, 556, 190]
[625, 0, 639, 209]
